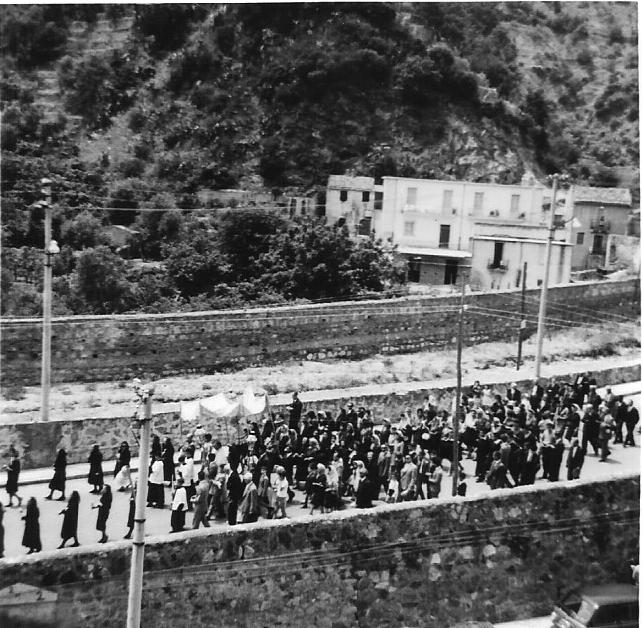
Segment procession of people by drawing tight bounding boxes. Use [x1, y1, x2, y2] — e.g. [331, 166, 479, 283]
[1, 374, 638, 556]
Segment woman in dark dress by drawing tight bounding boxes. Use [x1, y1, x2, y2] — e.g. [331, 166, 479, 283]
[309, 464, 327, 515]
[162, 438, 175, 485]
[46, 449, 67, 501]
[0, 503, 4, 558]
[114, 442, 131, 477]
[88, 445, 104, 494]
[124, 484, 136, 540]
[93, 484, 112, 543]
[151, 435, 162, 460]
[4, 447, 22, 507]
[22, 497, 42, 554]
[58, 490, 80, 548]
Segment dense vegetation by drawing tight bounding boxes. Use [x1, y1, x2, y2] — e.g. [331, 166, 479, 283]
[1, 2, 638, 316]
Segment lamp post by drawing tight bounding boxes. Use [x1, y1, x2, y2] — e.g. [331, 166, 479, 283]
[534, 174, 570, 379]
[39, 178, 57, 422]
[127, 379, 154, 628]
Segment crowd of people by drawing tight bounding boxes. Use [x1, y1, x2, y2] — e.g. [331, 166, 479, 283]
[1, 376, 638, 556]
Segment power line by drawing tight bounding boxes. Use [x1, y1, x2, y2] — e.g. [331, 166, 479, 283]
[15, 506, 637, 598]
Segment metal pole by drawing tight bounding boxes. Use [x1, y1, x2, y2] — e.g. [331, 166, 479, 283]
[127, 392, 152, 628]
[534, 174, 558, 380]
[40, 179, 52, 422]
[452, 266, 466, 496]
[516, 262, 528, 370]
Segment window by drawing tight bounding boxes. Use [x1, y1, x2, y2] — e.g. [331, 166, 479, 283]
[442, 189, 453, 212]
[592, 234, 604, 254]
[404, 221, 415, 236]
[576, 232, 585, 245]
[362, 191, 370, 202]
[439, 224, 451, 248]
[515, 268, 522, 288]
[473, 192, 484, 213]
[492, 241, 504, 267]
[406, 187, 417, 206]
[510, 194, 520, 214]
[374, 191, 383, 210]
[339, 190, 348, 202]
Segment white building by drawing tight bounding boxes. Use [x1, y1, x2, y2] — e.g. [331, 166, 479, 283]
[379, 175, 573, 290]
[325, 175, 383, 236]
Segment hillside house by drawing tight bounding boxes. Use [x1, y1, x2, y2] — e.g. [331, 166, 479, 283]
[325, 175, 383, 236]
[380, 175, 572, 289]
[567, 185, 632, 269]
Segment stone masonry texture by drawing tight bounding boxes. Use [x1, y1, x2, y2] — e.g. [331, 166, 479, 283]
[2, 362, 639, 470]
[0, 475, 638, 627]
[1, 279, 638, 387]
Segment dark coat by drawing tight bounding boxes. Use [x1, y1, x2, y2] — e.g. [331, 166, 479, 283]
[22, 502, 41, 551]
[96, 492, 111, 532]
[5, 458, 20, 495]
[88, 449, 104, 486]
[49, 450, 67, 492]
[566, 445, 585, 479]
[61, 498, 79, 540]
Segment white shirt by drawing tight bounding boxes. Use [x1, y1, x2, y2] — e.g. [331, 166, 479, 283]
[273, 476, 289, 499]
[171, 486, 188, 511]
[149, 460, 164, 484]
[179, 458, 195, 484]
[214, 446, 229, 468]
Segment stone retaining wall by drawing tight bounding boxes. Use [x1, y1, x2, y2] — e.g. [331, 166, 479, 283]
[1, 279, 637, 386]
[2, 361, 639, 470]
[0, 475, 638, 627]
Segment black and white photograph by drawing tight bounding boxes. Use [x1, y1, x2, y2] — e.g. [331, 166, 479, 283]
[0, 2, 639, 626]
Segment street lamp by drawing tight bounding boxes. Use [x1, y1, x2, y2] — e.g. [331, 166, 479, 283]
[534, 174, 570, 380]
[38, 177, 56, 422]
[127, 379, 154, 628]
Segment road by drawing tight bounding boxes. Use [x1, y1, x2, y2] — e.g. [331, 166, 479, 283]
[1, 429, 639, 560]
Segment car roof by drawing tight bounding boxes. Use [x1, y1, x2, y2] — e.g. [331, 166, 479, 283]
[580, 584, 639, 605]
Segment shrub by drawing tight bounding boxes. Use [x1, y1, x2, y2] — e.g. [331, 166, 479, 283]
[2, 384, 26, 401]
[119, 157, 146, 178]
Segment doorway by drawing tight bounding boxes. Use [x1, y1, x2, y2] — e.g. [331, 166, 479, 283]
[444, 259, 458, 285]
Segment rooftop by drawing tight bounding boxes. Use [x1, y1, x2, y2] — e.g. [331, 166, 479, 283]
[572, 185, 632, 207]
[327, 175, 375, 191]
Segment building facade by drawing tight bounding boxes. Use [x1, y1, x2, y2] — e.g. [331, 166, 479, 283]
[380, 175, 572, 290]
[567, 185, 633, 269]
[325, 175, 383, 236]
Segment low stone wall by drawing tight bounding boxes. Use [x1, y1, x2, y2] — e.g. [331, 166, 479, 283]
[2, 361, 639, 470]
[1, 278, 637, 386]
[0, 475, 638, 627]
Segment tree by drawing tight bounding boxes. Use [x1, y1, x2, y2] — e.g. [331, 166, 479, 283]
[163, 228, 229, 298]
[60, 211, 104, 249]
[218, 209, 287, 281]
[74, 246, 134, 313]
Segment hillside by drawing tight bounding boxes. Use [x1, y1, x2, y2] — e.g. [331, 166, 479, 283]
[0, 2, 639, 317]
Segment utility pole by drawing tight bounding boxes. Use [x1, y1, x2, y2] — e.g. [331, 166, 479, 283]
[40, 178, 53, 422]
[127, 382, 153, 628]
[516, 262, 527, 371]
[534, 174, 559, 380]
[452, 266, 466, 496]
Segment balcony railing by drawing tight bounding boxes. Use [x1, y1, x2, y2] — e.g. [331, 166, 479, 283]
[590, 218, 611, 232]
[488, 259, 509, 271]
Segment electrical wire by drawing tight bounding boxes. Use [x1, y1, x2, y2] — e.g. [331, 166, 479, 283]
[14, 507, 637, 600]
[495, 291, 638, 325]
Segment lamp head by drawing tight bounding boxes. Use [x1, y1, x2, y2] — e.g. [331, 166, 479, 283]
[47, 240, 60, 256]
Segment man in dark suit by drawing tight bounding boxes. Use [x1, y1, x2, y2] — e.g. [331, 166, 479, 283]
[566, 437, 585, 480]
[624, 399, 639, 447]
[529, 380, 544, 411]
[506, 383, 522, 405]
[288, 392, 303, 432]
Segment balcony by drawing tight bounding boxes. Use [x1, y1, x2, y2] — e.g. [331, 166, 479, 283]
[590, 218, 611, 232]
[488, 259, 509, 271]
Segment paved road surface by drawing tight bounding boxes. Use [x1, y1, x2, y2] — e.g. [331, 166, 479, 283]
[1, 433, 639, 560]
